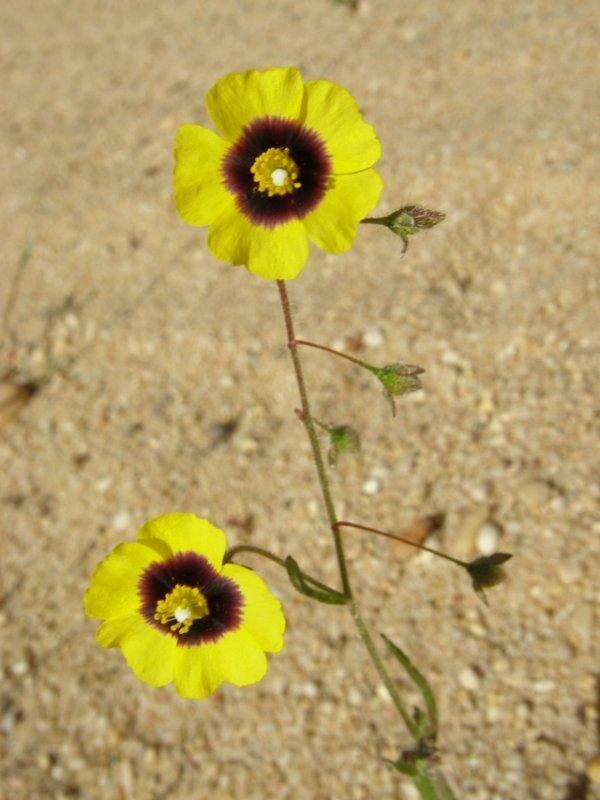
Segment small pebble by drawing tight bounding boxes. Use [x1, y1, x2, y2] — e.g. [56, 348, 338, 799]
[307, 499, 320, 518]
[569, 604, 592, 649]
[112, 510, 131, 532]
[401, 784, 420, 800]
[517, 479, 552, 509]
[476, 522, 501, 555]
[533, 679, 556, 693]
[558, 561, 584, 584]
[95, 477, 112, 493]
[468, 622, 487, 638]
[361, 478, 380, 495]
[299, 681, 318, 699]
[376, 684, 392, 703]
[458, 666, 480, 692]
[348, 687, 363, 706]
[363, 328, 385, 348]
[453, 507, 491, 555]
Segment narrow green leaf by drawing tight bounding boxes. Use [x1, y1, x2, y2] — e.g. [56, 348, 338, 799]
[382, 634, 438, 740]
[284, 556, 347, 605]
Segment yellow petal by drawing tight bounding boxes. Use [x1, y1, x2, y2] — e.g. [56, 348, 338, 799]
[207, 205, 254, 267]
[206, 67, 304, 142]
[208, 207, 309, 279]
[303, 169, 383, 254]
[174, 124, 231, 226]
[303, 79, 381, 173]
[137, 514, 226, 570]
[84, 542, 160, 620]
[97, 615, 176, 687]
[173, 633, 268, 698]
[246, 220, 309, 280]
[222, 564, 285, 652]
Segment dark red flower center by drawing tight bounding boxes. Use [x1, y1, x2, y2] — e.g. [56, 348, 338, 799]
[138, 552, 243, 646]
[221, 116, 331, 228]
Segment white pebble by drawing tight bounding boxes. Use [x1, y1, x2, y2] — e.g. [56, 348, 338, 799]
[533, 679, 556, 693]
[362, 478, 380, 495]
[348, 687, 363, 706]
[476, 522, 501, 555]
[112, 510, 131, 532]
[401, 784, 421, 800]
[299, 680, 318, 699]
[95, 477, 112, 493]
[376, 684, 392, 703]
[453, 506, 491, 555]
[363, 328, 385, 348]
[11, 660, 29, 677]
[458, 666, 480, 692]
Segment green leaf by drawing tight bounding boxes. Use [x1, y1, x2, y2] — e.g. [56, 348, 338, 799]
[284, 556, 347, 605]
[382, 634, 438, 740]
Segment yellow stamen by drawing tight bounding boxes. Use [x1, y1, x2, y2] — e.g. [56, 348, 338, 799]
[154, 584, 209, 635]
[251, 147, 301, 196]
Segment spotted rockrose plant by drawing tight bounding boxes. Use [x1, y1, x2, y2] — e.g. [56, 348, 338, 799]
[84, 514, 285, 698]
[174, 67, 383, 279]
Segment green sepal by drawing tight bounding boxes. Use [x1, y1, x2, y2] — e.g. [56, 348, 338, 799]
[284, 556, 347, 605]
[384, 758, 418, 776]
[383, 206, 446, 254]
[466, 552, 512, 606]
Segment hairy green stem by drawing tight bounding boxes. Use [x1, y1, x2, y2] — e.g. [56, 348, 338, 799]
[335, 520, 469, 569]
[277, 280, 351, 598]
[293, 337, 374, 371]
[276, 281, 458, 799]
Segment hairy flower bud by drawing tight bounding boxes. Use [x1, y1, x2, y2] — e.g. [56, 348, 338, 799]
[327, 424, 361, 467]
[386, 206, 446, 253]
[466, 553, 513, 605]
[373, 363, 424, 415]
[362, 206, 445, 253]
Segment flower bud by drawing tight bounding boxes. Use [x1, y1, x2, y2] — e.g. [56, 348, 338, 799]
[384, 206, 445, 253]
[466, 553, 512, 605]
[373, 363, 424, 415]
[327, 424, 361, 468]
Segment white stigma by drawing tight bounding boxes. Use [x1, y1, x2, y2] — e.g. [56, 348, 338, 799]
[271, 168, 288, 187]
[174, 606, 191, 623]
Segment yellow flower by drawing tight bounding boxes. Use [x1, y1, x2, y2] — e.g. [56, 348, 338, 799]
[174, 67, 383, 280]
[84, 514, 285, 699]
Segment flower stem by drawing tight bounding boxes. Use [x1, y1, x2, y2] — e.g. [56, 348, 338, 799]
[278, 282, 410, 723]
[293, 337, 374, 372]
[412, 768, 458, 800]
[226, 544, 342, 597]
[225, 544, 288, 570]
[335, 520, 469, 569]
[276, 280, 458, 800]
[277, 287, 420, 732]
[277, 281, 352, 598]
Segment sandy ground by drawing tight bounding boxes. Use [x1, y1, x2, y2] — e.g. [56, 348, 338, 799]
[1, 1, 599, 798]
